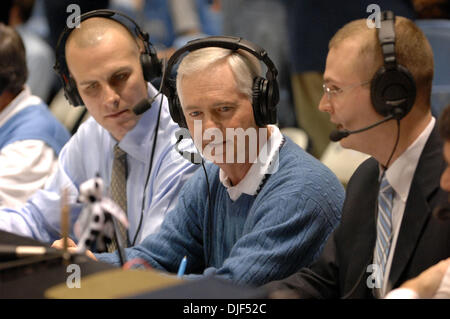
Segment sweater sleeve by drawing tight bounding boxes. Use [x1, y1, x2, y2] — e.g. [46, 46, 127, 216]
[95, 167, 209, 272]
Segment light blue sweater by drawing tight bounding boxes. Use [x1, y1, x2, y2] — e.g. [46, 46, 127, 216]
[0, 103, 70, 154]
[97, 137, 345, 286]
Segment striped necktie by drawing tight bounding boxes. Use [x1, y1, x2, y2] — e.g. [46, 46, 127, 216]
[374, 175, 395, 294]
[107, 144, 129, 252]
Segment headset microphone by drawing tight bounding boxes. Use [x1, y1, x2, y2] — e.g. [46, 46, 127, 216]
[132, 92, 164, 115]
[329, 114, 397, 142]
[174, 129, 203, 165]
[133, 57, 167, 116]
[132, 98, 153, 115]
[329, 100, 407, 142]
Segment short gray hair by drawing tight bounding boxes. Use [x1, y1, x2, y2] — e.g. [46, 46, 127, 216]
[176, 47, 262, 105]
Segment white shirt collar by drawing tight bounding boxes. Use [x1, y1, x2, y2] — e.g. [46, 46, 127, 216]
[383, 116, 435, 202]
[219, 125, 283, 201]
[0, 86, 42, 127]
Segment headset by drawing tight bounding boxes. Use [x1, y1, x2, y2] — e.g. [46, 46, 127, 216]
[54, 9, 162, 107]
[370, 10, 416, 119]
[161, 35, 280, 128]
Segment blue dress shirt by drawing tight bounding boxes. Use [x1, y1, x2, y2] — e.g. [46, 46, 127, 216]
[0, 84, 198, 244]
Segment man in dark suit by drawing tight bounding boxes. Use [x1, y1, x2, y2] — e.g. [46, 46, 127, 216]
[265, 13, 450, 298]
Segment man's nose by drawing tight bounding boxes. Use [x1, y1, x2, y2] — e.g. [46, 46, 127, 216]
[318, 93, 333, 114]
[104, 85, 120, 109]
[203, 114, 221, 131]
[202, 115, 224, 143]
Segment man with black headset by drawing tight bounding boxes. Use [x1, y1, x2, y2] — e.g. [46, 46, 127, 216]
[0, 10, 198, 247]
[264, 12, 450, 298]
[56, 36, 346, 286]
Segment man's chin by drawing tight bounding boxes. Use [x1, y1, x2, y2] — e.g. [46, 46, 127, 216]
[108, 120, 139, 140]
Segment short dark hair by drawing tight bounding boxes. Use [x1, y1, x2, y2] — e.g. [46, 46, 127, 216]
[438, 105, 450, 141]
[0, 23, 27, 96]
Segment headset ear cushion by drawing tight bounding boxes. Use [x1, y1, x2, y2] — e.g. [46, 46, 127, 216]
[140, 53, 155, 82]
[173, 96, 188, 128]
[252, 76, 278, 126]
[168, 89, 188, 128]
[64, 76, 84, 106]
[371, 65, 416, 118]
[175, 97, 188, 128]
[268, 79, 279, 109]
[141, 52, 162, 82]
[266, 79, 279, 124]
[252, 76, 266, 126]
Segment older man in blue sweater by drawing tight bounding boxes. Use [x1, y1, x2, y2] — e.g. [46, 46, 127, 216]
[55, 37, 345, 286]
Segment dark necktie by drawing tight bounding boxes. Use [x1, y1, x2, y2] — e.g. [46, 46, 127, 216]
[107, 144, 129, 252]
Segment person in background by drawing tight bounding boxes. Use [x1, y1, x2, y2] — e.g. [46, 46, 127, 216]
[1, 0, 55, 102]
[0, 23, 70, 209]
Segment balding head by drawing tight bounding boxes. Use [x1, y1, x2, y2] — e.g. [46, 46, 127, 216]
[66, 17, 140, 53]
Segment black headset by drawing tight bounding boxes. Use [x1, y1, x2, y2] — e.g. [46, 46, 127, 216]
[54, 9, 162, 107]
[370, 11, 416, 120]
[161, 36, 279, 128]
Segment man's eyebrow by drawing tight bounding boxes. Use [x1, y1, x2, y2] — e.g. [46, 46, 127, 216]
[78, 67, 132, 86]
[110, 66, 132, 76]
[183, 101, 238, 111]
[323, 76, 340, 84]
[79, 79, 97, 86]
[211, 101, 238, 107]
[183, 105, 199, 112]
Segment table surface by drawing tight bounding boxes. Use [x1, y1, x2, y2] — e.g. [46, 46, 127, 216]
[0, 231, 267, 299]
[0, 230, 114, 298]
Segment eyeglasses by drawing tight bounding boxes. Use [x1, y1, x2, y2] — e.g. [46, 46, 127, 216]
[322, 80, 370, 100]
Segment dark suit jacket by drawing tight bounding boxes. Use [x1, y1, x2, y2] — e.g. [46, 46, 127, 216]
[265, 124, 450, 298]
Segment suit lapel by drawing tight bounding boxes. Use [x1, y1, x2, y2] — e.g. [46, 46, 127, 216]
[388, 125, 444, 289]
[344, 159, 379, 297]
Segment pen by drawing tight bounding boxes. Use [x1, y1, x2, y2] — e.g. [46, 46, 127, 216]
[60, 187, 70, 264]
[177, 256, 187, 277]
